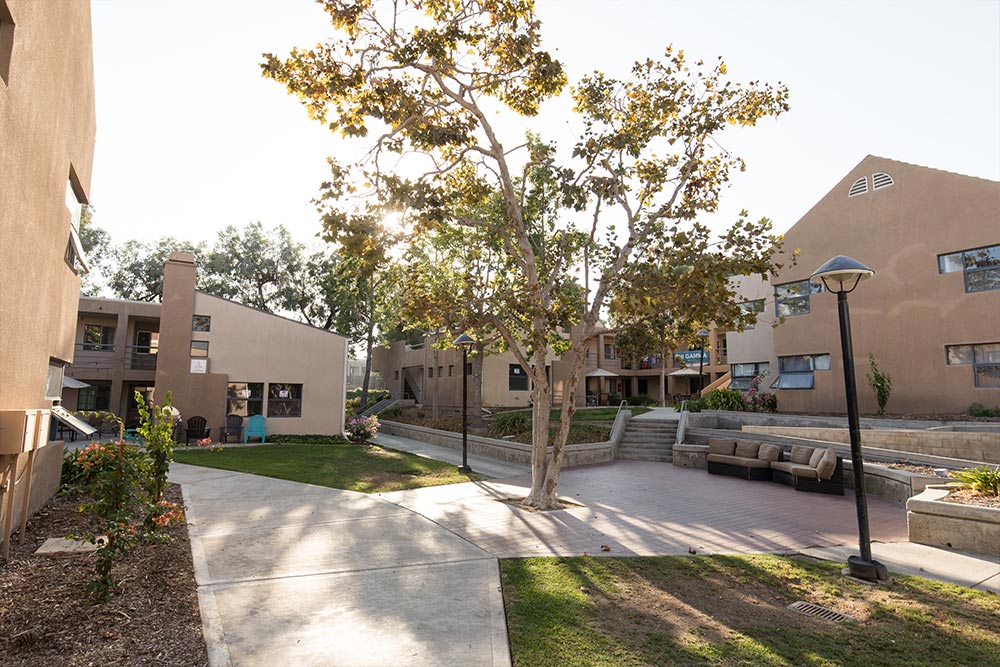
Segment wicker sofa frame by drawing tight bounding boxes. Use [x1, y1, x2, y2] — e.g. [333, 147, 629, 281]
[771, 456, 845, 495]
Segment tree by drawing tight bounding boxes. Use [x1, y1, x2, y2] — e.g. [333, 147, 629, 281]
[866, 354, 893, 416]
[78, 205, 112, 296]
[106, 237, 205, 302]
[263, 0, 789, 508]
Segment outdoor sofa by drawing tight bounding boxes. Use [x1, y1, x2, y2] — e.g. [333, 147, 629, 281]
[707, 438, 844, 494]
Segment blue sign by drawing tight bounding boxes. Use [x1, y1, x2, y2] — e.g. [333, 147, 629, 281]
[674, 350, 709, 365]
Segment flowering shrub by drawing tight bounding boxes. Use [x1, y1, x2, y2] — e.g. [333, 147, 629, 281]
[745, 373, 778, 413]
[150, 499, 186, 526]
[197, 437, 224, 452]
[346, 415, 380, 443]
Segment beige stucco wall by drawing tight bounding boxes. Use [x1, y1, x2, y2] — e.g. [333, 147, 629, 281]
[0, 0, 97, 540]
[190, 291, 348, 436]
[769, 156, 1000, 415]
[726, 275, 775, 369]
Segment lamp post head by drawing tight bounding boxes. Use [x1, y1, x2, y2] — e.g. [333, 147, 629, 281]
[696, 328, 710, 338]
[810, 255, 874, 294]
[452, 333, 475, 348]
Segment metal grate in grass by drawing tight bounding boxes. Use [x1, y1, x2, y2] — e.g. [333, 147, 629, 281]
[787, 601, 856, 623]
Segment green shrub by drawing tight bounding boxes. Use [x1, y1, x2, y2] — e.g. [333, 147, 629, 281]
[380, 405, 404, 419]
[866, 354, 893, 416]
[951, 466, 1000, 496]
[345, 388, 390, 402]
[269, 434, 351, 445]
[680, 397, 705, 413]
[704, 388, 746, 412]
[627, 394, 655, 406]
[969, 403, 1000, 418]
[492, 410, 532, 435]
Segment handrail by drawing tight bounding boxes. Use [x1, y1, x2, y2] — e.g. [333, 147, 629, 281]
[614, 399, 628, 422]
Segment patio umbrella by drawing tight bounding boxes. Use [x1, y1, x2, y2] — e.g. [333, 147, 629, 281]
[585, 368, 618, 377]
[61, 376, 90, 389]
[668, 367, 705, 376]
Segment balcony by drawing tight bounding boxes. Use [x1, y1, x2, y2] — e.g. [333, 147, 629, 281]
[70, 344, 157, 373]
[125, 346, 157, 371]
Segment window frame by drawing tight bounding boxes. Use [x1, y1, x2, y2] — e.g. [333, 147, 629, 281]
[267, 382, 303, 418]
[773, 280, 823, 318]
[738, 299, 765, 329]
[771, 354, 829, 390]
[729, 362, 770, 391]
[227, 382, 264, 417]
[192, 315, 212, 332]
[83, 324, 115, 351]
[190, 340, 209, 358]
[938, 244, 1000, 293]
[508, 364, 529, 391]
[45, 359, 66, 400]
[946, 342, 1000, 388]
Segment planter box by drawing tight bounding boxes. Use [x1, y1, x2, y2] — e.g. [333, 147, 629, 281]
[672, 443, 708, 468]
[907, 485, 1000, 558]
[843, 462, 942, 505]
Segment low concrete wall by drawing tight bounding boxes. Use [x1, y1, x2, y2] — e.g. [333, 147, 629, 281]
[842, 462, 943, 506]
[378, 421, 614, 467]
[689, 410, 993, 432]
[672, 443, 708, 469]
[743, 426, 1000, 464]
[907, 486, 1000, 558]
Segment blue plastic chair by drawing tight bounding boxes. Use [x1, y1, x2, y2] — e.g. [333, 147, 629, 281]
[244, 414, 266, 443]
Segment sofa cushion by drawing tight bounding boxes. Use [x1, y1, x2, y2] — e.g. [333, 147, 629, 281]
[708, 454, 771, 468]
[771, 461, 818, 477]
[708, 438, 736, 456]
[734, 441, 760, 458]
[816, 448, 837, 480]
[790, 445, 815, 465]
[808, 448, 826, 468]
[757, 443, 782, 462]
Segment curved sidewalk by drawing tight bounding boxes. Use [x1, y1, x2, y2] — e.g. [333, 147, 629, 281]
[169, 463, 511, 667]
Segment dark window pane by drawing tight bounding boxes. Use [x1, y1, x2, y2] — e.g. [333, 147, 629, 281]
[268, 383, 302, 418]
[975, 365, 1000, 388]
[192, 315, 211, 332]
[779, 356, 811, 372]
[773, 372, 814, 389]
[946, 345, 974, 365]
[729, 378, 751, 391]
[509, 364, 529, 391]
[966, 267, 1000, 293]
[974, 343, 1000, 364]
[963, 245, 1000, 270]
[83, 325, 115, 351]
[776, 296, 811, 317]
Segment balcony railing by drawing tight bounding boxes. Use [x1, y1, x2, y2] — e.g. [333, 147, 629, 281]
[71, 344, 157, 372]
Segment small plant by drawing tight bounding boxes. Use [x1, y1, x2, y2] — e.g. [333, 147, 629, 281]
[197, 437, 224, 452]
[492, 410, 531, 435]
[969, 403, 1000, 418]
[134, 390, 177, 505]
[704, 388, 746, 412]
[381, 405, 403, 419]
[951, 466, 1000, 496]
[866, 354, 893, 416]
[346, 414, 380, 443]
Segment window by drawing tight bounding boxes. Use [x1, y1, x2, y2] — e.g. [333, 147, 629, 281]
[192, 315, 211, 332]
[63, 179, 89, 274]
[946, 342, 1000, 388]
[135, 330, 159, 354]
[228, 382, 264, 417]
[448, 365, 454, 377]
[771, 354, 830, 390]
[509, 364, 529, 391]
[190, 341, 209, 357]
[268, 383, 302, 417]
[428, 366, 434, 378]
[78, 383, 111, 411]
[45, 359, 65, 400]
[438, 366, 443, 378]
[394, 370, 399, 381]
[0, 0, 13, 86]
[604, 344, 617, 360]
[83, 325, 115, 351]
[729, 362, 770, 391]
[716, 336, 728, 363]
[738, 299, 765, 329]
[774, 280, 823, 317]
[938, 244, 1000, 293]
[466, 362, 472, 376]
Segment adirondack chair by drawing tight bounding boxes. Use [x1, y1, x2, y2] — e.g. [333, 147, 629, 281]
[185, 416, 211, 444]
[220, 414, 244, 443]
[244, 414, 266, 443]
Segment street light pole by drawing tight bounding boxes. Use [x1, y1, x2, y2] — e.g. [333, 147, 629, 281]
[453, 333, 475, 474]
[696, 328, 710, 399]
[811, 255, 889, 584]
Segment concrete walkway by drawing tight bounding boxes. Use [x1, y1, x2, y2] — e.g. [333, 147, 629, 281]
[169, 463, 511, 667]
[372, 432, 527, 479]
[631, 406, 680, 420]
[171, 433, 1000, 666]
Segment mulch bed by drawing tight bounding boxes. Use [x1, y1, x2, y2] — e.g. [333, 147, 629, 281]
[0, 484, 208, 667]
[942, 488, 1000, 509]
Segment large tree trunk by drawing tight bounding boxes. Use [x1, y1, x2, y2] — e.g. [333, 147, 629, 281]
[522, 349, 552, 508]
[660, 340, 669, 407]
[540, 343, 588, 507]
[471, 346, 485, 428]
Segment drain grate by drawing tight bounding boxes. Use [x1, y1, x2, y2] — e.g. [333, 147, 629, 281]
[787, 601, 856, 623]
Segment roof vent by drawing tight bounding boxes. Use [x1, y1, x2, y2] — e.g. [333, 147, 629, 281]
[872, 172, 894, 190]
[848, 177, 868, 197]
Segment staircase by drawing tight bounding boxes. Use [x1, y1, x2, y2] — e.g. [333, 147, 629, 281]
[616, 420, 677, 462]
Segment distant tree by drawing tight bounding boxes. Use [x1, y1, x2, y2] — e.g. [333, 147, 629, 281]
[77, 205, 112, 296]
[106, 237, 205, 302]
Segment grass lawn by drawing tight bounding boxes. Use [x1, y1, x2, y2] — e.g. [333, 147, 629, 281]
[173, 440, 483, 493]
[501, 554, 1000, 667]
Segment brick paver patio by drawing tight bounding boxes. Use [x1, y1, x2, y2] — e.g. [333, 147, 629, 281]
[379, 461, 909, 558]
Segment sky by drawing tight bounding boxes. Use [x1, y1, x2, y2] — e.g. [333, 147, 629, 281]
[88, 0, 1000, 248]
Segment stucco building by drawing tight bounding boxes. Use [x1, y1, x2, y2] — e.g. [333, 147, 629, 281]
[726, 156, 1000, 415]
[0, 0, 97, 546]
[66, 253, 349, 438]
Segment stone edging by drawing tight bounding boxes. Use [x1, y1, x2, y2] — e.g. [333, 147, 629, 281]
[907, 485, 1000, 557]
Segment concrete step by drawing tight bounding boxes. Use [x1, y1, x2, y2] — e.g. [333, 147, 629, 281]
[617, 450, 674, 462]
[627, 422, 679, 431]
[618, 442, 675, 451]
[620, 433, 676, 444]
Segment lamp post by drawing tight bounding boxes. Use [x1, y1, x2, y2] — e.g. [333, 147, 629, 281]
[696, 328, 710, 398]
[453, 333, 475, 474]
[810, 255, 889, 584]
